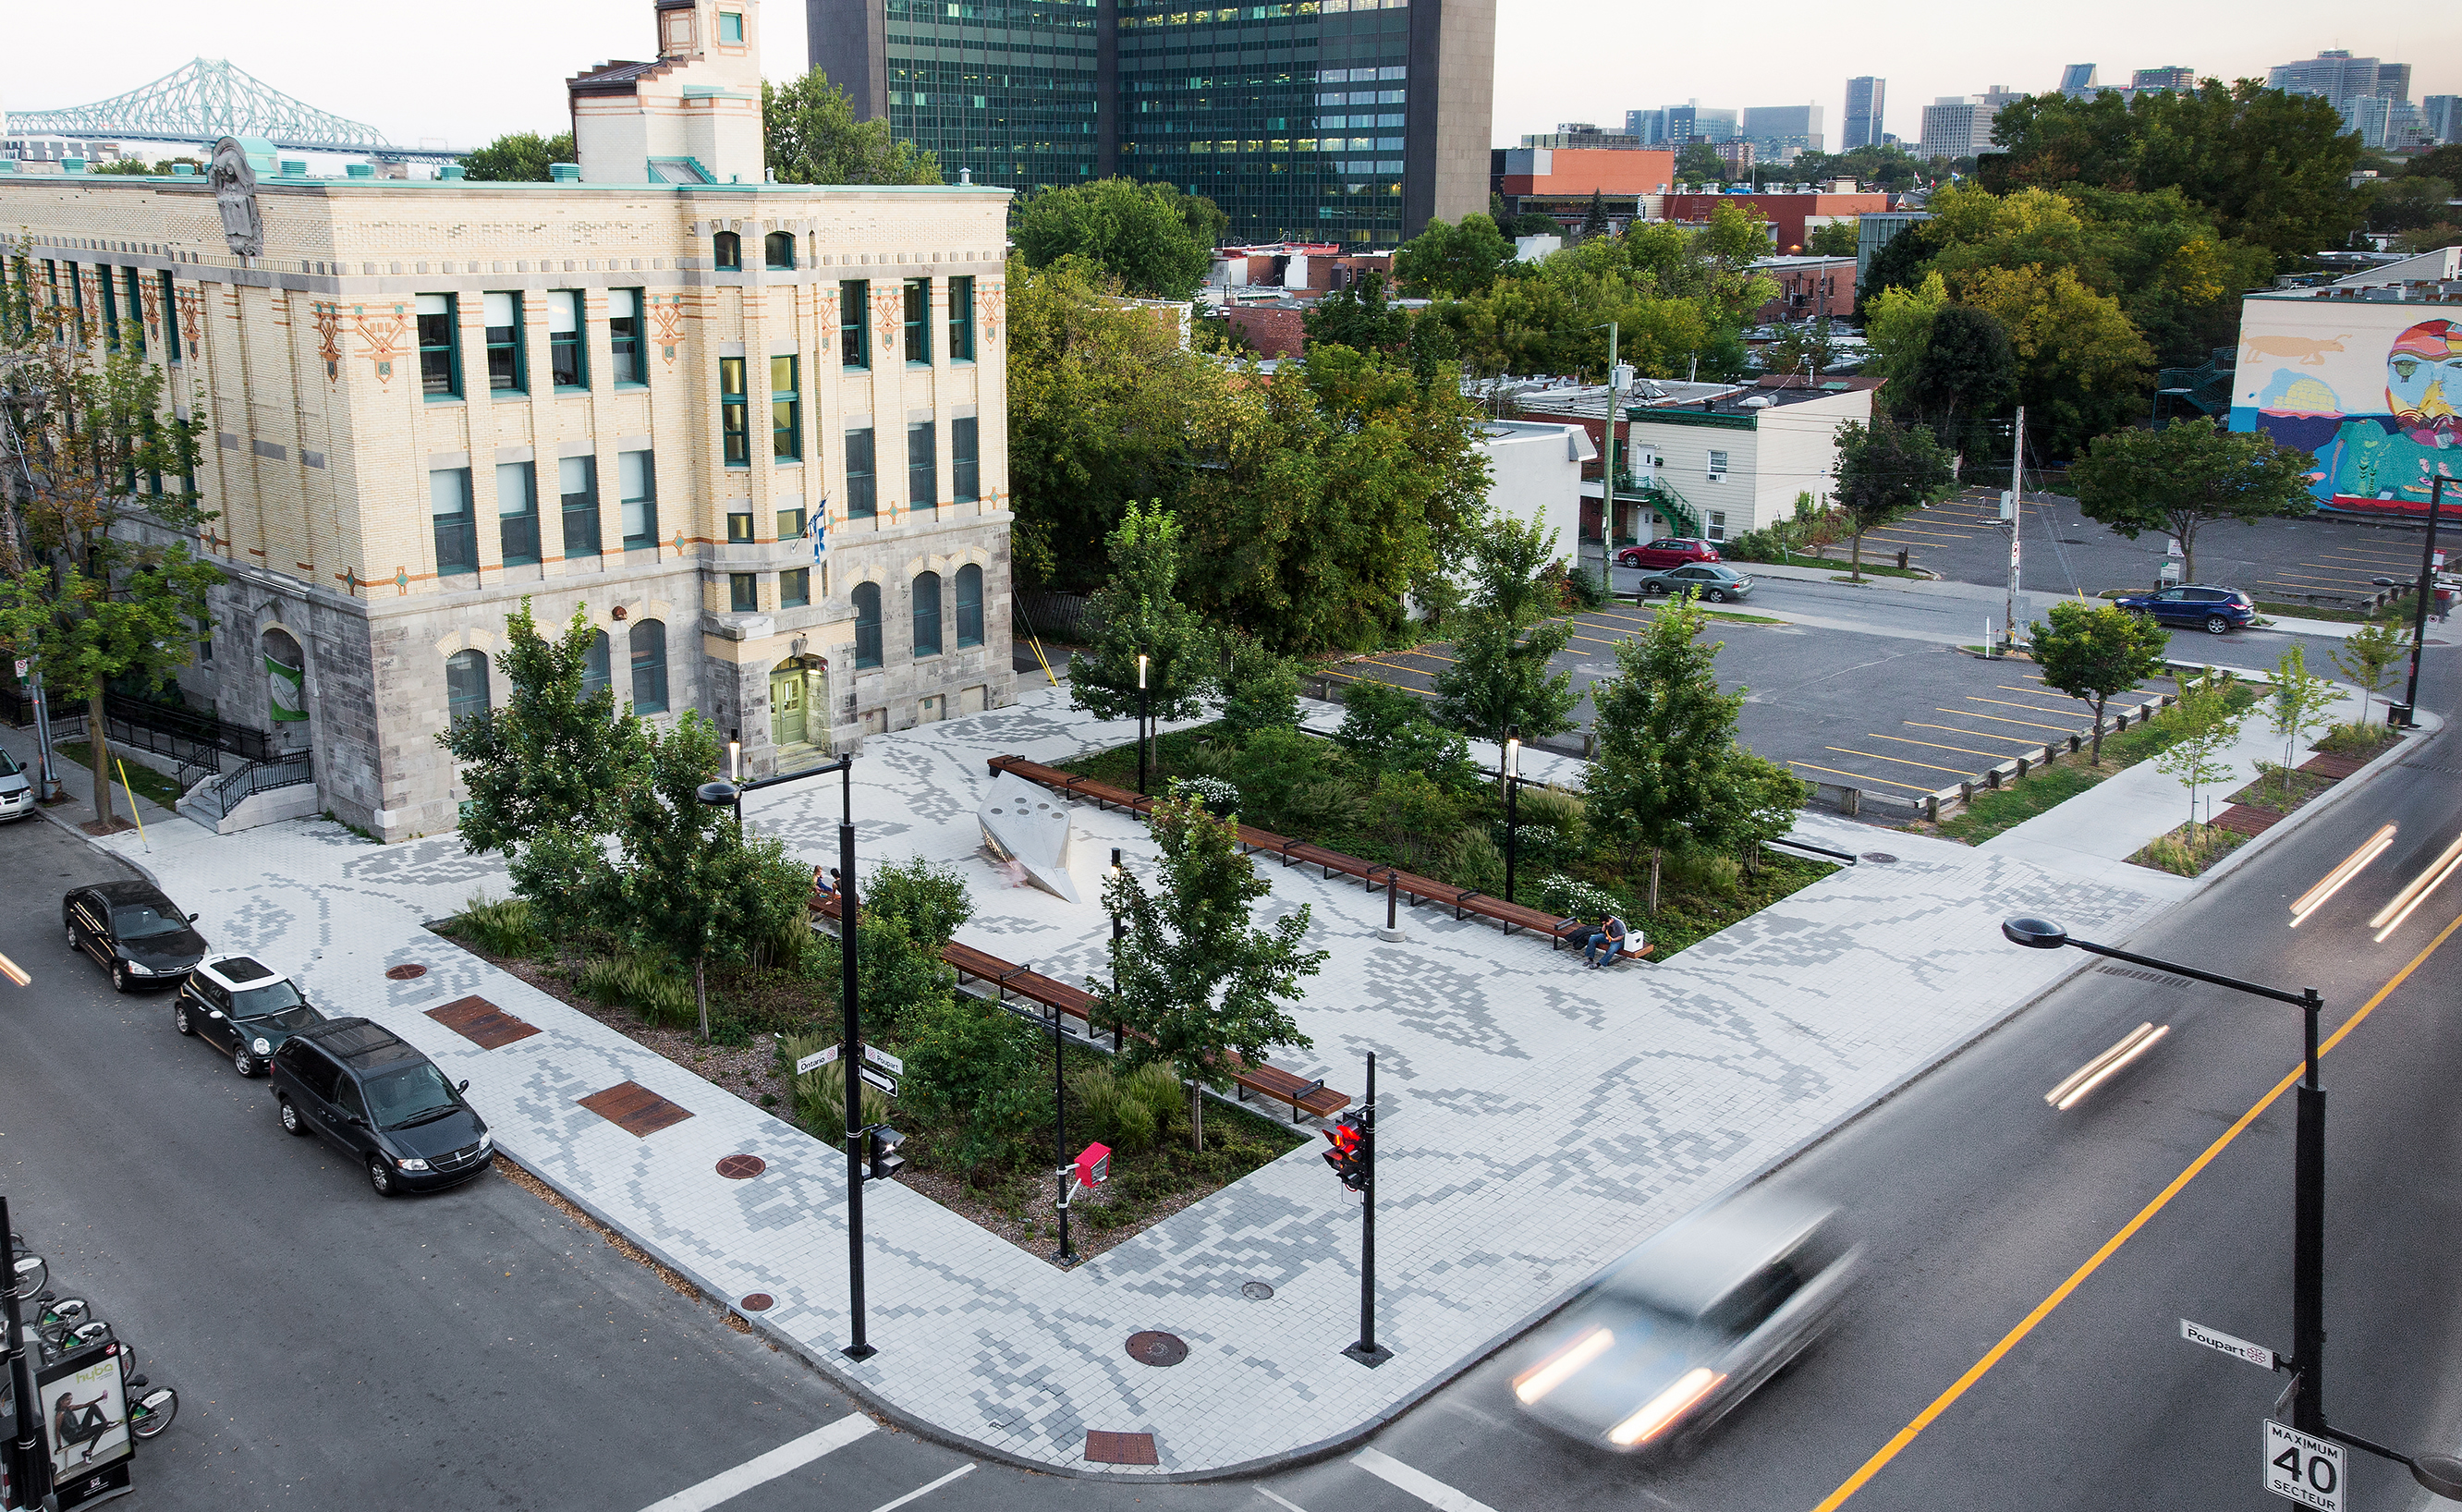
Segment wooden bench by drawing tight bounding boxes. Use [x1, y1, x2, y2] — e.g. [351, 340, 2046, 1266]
[1554, 923, 1655, 966]
[987, 754, 1153, 816]
[1227, 1057, 1353, 1124]
[944, 940, 1103, 1038]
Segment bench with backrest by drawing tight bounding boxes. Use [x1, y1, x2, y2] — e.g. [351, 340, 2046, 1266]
[1225, 1056, 1352, 1124]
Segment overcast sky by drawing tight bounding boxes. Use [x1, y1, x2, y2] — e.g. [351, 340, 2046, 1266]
[4, 1, 2456, 152]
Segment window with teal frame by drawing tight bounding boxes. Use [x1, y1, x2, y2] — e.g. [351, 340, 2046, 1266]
[720, 357, 750, 466]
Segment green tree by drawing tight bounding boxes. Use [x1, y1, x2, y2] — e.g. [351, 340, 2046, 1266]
[1676, 142, 1726, 183]
[1301, 270, 1409, 354]
[1070, 500, 1215, 723]
[2027, 600, 2170, 763]
[1983, 80, 2365, 267]
[902, 995, 1047, 1185]
[1095, 795, 1324, 1151]
[2331, 620, 2407, 727]
[1859, 271, 1950, 391]
[1896, 303, 2017, 455]
[460, 130, 577, 182]
[1582, 591, 1746, 911]
[2265, 643, 2338, 804]
[1580, 189, 1613, 238]
[1217, 630, 1301, 736]
[1955, 262, 2152, 456]
[1006, 255, 1222, 586]
[1431, 512, 1578, 768]
[1761, 315, 1840, 381]
[2068, 417, 2316, 584]
[597, 714, 815, 1038]
[2151, 673, 2248, 842]
[437, 600, 646, 855]
[1805, 219, 1861, 256]
[1393, 213, 1514, 299]
[763, 69, 942, 185]
[1831, 418, 1958, 581]
[1012, 177, 1221, 299]
[0, 246, 219, 829]
[2365, 176, 2456, 234]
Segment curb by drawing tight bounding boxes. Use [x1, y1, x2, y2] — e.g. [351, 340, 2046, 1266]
[2194, 716, 2442, 892]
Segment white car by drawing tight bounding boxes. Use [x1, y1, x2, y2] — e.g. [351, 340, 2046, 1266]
[0, 749, 34, 822]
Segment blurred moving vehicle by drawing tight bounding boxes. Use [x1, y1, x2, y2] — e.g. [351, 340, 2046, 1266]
[63, 881, 208, 992]
[175, 954, 326, 1078]
[1636, 564, 1755, 603]
[1510, 1195, 1860, 1454]
[1616, 538, 1723, 571]
[2111, 584, 2255, 634]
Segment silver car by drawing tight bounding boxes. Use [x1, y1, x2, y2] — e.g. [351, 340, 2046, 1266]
[0, 749, 32, 823]
[1637, 563, 1754, 603]
[1510, 1195, 1859, 1453]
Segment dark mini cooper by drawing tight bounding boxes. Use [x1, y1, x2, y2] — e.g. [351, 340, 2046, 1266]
[175, 955, 326, 1078]
[64, 881, 208, 993]
[270, 1018, 495, 1197]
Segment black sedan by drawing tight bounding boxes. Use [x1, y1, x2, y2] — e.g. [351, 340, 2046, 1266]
[1636, 563, 1756, 603]
[64, 881, 207, 993]
[175, 955, 325, 1078]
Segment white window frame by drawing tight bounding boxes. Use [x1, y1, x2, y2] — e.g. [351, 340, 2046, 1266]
[1705, 449, 1729, 482]
[1707, 510, 1727, 542]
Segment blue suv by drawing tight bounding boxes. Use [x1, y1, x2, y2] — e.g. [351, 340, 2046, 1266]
[2113, 585, 2257, 635]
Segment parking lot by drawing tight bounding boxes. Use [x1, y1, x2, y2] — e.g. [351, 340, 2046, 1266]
[1320, 591, 2146, 802]
[1865, 486, 2430, 612]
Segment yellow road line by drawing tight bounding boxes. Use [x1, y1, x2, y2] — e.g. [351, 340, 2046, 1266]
[1827, 747, 1974, 777]
[1809, 907, 2462, 1512]
[1936, 708, 2079, 733]
[1963, 694, 2090, 719]
[1787, 760, 1936, 792]
[1871, 732, 2013, 762]
[1906, 720, 2045, 746]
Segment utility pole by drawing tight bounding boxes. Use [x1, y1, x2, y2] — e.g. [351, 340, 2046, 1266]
[2005, 406, 2025, 654]
[2401, 475, 2447, 723]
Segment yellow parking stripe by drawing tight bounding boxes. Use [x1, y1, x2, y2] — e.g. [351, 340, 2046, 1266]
[1871, 731, 2010, 761]
[1905, 721, 2043, 745]
[1826, 747, 1973, 777]
[1935, 708, 2078, 733]
[1788, 760, 1936, 793]
[1963, 694, 2089, 718]
[1318, 668, 1437, 697]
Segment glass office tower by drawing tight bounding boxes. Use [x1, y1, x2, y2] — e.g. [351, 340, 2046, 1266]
[810, 0, 1493, 248]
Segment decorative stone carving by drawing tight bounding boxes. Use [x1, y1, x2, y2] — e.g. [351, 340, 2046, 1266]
[208, 138, 263, 258]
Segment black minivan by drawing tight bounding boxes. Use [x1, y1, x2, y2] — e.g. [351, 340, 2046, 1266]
[269, 1018, 494, 1197]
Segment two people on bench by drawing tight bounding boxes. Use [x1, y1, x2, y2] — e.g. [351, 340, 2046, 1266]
[1578, 914, 1644, 968]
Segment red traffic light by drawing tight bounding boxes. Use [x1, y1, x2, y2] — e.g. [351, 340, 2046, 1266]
[1321, 1119, 1367, 1191]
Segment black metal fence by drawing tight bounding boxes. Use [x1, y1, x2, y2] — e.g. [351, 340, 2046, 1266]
[206, 750, 311, 815]
[0, 687, 273, 763]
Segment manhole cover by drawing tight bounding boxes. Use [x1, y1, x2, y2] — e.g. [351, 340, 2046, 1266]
[385, 963, 429, 981]
[739, 1293, 774, 1312]
[1860, 851, 1899, 864]
[715, 1153, 766, 1179]
[1240, 1281, 1275, 1301]
[1125, 1331, 1188, 1367]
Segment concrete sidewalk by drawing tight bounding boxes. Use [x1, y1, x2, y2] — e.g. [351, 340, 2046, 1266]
[47, 683, 2192, 1479]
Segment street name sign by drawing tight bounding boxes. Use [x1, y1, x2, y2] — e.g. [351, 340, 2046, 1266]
[2265, 1421, 2345, 1510]
[796, 1044, 839, 1075]
[863, 1044, 905, 1076]
[2182, 1318, 2274, 1370]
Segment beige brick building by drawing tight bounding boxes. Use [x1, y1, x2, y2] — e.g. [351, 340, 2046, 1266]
[0, 0, 1016, 840]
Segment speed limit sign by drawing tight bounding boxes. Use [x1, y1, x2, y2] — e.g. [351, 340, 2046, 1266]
[2265, 1421, 2345, 1509]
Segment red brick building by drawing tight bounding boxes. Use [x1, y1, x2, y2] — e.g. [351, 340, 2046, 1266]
[1749, 255, 1857, 322]
[1658, 189, 1888, 253]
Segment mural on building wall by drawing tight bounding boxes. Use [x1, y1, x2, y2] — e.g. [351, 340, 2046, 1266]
[2236, 311, 2462, 519]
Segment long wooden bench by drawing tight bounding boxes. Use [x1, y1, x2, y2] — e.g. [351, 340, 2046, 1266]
[1225, 1057, 1352, 1124]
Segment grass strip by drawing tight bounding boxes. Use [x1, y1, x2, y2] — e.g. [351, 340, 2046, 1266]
[54, 740, 187, 810]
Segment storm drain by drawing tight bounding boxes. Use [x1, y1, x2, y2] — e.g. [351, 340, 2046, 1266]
[385, 963, 429, 981]
[1240, 1281, 1275, 1301]
[1125, 1331, 1188, 1367]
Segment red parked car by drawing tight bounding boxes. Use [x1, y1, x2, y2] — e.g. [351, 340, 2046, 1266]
[1616, 538, 1722, 570]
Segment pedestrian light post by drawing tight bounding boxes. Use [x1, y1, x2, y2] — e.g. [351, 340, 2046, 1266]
[1135, 652, 1152, 797]
[699, 750, 876, 1360]
[1999, 917, 2462, 1501]
[2400, 474, 2448, 724]
[1502, 728, 1523, 906]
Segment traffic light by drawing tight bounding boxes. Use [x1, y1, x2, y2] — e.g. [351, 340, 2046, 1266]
[1321, 1116, 1366, 1191]
[866, 1125, 908, 1182]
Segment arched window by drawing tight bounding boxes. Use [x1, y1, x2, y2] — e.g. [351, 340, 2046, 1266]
[912, 571, 942, 657]
[712, 231, 741, 271]
[445, 650, 491, 725]
[955, 564, 984, 648]
[581, 629, 613, 701]
[628, 620, 668, 713]
[852, 582, 884, 669]
[763, 231, 796, 270]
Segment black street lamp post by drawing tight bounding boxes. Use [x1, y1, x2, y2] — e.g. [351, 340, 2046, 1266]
[2001, 917, 2462, 1498]
[1502, 728, 1523, 906]
[1136, 653, 1151, 798]
[2400, 474, 2448, 724]
[699, 752, 874, 1360]
[2, 1194, 52, 1512]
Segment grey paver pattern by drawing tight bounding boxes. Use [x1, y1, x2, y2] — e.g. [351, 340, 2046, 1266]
[52, 688, 2174, 1473]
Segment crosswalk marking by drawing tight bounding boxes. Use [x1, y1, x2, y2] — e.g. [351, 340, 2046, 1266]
[635, 1414, 877, 1512]
[1351, 1446, 1502, 1512]
[865, 1464, 974, 1512]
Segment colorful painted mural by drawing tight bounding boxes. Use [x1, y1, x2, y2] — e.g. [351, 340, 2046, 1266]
[2230, 292, 2462, 519]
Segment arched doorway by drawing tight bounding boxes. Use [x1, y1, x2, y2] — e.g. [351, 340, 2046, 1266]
[262, 627, 309, 750]
[769, 653, 829, 762]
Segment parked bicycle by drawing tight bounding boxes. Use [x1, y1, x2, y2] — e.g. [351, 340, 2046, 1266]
[7, 1230, 45, 1299]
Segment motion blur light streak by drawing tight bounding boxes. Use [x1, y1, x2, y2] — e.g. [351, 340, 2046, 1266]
[2289, 824, 2396, 926]
[2370, 832, 2462, 942]
[1607, 1367, 1725, 1446]
[2045, 1022, 2171, 1111]
[1511, 1326, 1613, 1405]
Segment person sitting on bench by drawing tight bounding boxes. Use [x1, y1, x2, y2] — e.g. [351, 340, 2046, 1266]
[1582, 914, 1642, 968]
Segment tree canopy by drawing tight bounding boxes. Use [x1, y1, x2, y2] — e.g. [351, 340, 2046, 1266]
[2028, 600, 2169, 763]
[2067, 417, 2317, 583]
[1070, 501, 1216, 723]
[1832, 418, 1958, 579]
[764, 69, 942, 184]
[461, 131, 577, 181]
[1393, 213, 1515, 299]
[1011, 177, 1224, 299]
